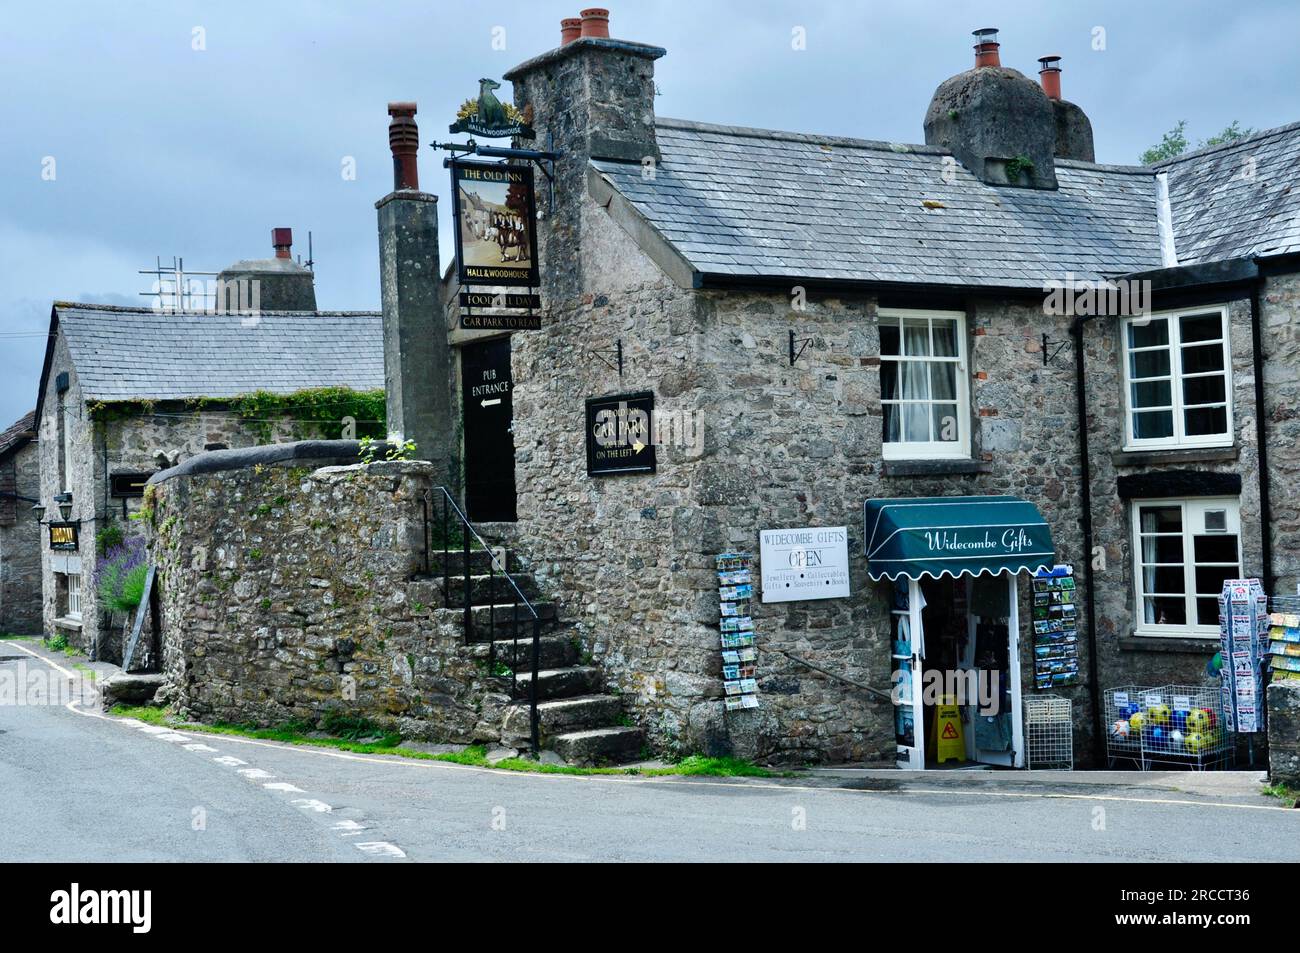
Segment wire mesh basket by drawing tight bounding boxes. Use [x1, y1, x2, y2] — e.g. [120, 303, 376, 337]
[1024, 695, 1073, 769]
[1105, 684, 1232, 771]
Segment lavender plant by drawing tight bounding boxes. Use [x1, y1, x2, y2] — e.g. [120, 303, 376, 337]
[97, 536, 149, 614]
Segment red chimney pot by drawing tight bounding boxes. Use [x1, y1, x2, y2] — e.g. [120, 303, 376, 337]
[561, 17, 583, 44]
[580, 8, 610, 39]
[972, 27, 1001, 68]
[1038, 55, 1062, 100]
[387, 101, 420, 192]
[272, 227, 292, 259]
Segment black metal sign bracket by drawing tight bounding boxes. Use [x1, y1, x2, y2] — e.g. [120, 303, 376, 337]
[585, 338, 624, 377]
[1041, 332, 1070, 367]
[789, 329, 813, 366]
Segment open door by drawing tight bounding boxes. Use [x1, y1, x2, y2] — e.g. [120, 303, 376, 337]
[894, 578, 926, 769]
[959, 572, 1025, 767]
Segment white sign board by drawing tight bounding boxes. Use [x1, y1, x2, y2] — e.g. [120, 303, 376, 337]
[759, 526, 851, 603]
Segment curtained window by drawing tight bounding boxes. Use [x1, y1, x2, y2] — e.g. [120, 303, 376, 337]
[1133, 498, 1240, 637]
[880, 310, 970, 459]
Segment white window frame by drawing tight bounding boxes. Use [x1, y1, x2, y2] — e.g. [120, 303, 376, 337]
[66, 572, 83, 621]
[879, 309, 970, 460]
[1130, 497, 1241, 639]
[1121, 305, 1233, 451]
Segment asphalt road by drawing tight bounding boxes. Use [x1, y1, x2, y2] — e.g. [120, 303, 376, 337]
[2, 639, 1298, 863]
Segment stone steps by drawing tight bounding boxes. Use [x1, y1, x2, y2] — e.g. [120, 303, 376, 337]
[467, 601, 558, 638]
[439, 572, 542, 609]
[426, 549, 524, 576]
[513, 666, 604, 701]
[471, 634, 578, 670]
[500, 693, 625, 746]
[552, 726, 645, 766]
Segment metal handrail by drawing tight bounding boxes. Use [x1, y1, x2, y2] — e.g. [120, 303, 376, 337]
[422, 486, 541, 755]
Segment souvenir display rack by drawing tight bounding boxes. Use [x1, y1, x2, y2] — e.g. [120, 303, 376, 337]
[1104, 684, 1232, 770]
[1023, 695, 1073, 769]
[1030, 566, 1079, 689]
[716, 553, 759, 711]
[1267, 595, 1300, 684]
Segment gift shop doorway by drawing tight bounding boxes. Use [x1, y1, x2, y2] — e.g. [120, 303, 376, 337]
[865, 496, 1058, 772]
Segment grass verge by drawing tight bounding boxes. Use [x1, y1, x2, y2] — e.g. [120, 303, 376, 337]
[1263, 782, 1300, 807]
[109, 704, 780, 778]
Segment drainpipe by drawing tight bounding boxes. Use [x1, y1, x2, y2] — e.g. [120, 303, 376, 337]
[1069, 314, 1106, 766]
[1249, 269, 1273, 590]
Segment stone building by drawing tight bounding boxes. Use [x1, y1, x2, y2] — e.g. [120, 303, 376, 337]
[0, 411, 41, 634]
[407, 18, 1300, 766]
[141, 16, 1300, 769]
[33, 231, 383, 661]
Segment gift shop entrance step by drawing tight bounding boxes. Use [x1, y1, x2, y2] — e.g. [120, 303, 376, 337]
[427, 501, 643, 767]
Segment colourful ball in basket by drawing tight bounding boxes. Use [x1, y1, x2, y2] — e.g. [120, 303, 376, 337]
[1127, 711, 1145, 732]
[1111, 719, 1130, 739]
[1146, 704, 1171, 726]
[1172, 709, 1189, 730]
[1148, 726, 1166, 746]
[1186, 709, 1211, 733]
[1199, 707, 1218, 730]
[1170, 729, 1185, 748]
[1123, 703, 1141, 719]
[1185, 731, 1207, 754]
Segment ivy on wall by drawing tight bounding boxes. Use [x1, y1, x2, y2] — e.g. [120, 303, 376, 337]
[88, 388, 387, 444]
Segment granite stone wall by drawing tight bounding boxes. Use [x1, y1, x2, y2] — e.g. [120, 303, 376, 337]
[0, 440, 42, 634]
[150, 459, 507, 741]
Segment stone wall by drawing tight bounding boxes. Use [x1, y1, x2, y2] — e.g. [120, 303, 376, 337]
[0, 441, 42, 633]
[150, 458, 507, 740]
[1268, 681, 1300, 786]
[39, 323, 371, 660]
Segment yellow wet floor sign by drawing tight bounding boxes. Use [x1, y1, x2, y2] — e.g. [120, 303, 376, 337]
[933, 696, 966, 764]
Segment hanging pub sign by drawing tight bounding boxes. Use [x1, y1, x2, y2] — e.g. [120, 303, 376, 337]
[449, 78, 534, 139]
[586, 392, 657, 477]
[110, 471, 154, 498]
[48, 521, 79, 551]
[451, 160, 540, 290]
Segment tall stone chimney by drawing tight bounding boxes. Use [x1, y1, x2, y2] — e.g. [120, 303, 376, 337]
[1038, 55, 1095, 162]
[923, 28, 1059, 189]
[376, 102, 453, 482]
[503, 11, 666, 301]
[216, 228, 318, 310]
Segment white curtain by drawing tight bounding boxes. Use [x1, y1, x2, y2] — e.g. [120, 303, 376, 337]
[1140, 508, 1158, 625]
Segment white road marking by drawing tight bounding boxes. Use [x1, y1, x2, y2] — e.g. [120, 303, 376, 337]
[2, 639, 78, 679]
[116, 718, 146, 728]
[237, 768, 274, 780]
[355, 841, 406, 858]
[331, 820, 368, 836]
[213, 756, 247, 767]
[137, 725, 171, 735]
[183, 743, 219, 752]
[291, 798, 333, 813]
[264, 782, 304, 793]
[155, 732, 191, 742]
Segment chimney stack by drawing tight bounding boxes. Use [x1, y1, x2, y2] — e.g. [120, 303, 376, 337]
[973, 27, 1000, 68]
[580, 8, 610, 38]
[1038, 55, 1062, 100]
[375, 102, 453, 482]
[561, 17, 582, 45]
[272, 227, 293, 259]
[387, 102, 420, 191]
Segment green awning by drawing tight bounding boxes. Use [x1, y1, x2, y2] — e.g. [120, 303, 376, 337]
[863, 496, 1056, 582]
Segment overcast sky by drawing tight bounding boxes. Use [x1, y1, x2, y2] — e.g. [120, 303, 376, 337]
[2, 0, 1297, 426]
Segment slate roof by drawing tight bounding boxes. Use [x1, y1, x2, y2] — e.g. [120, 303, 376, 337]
[51, 304, 384, 403]
[0, 411, 36, 463]
[1155, 121, 1300, 266]
[593, 118, 1300, 289]
[593, 118, 1164, 289]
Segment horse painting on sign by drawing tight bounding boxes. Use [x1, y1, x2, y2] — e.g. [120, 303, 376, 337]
[452, 160, 539, 287]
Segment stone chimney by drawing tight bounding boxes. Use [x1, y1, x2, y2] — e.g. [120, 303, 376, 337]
[923, 28, 1059, 189]
[375, 102, 454, 482]
[216, 228, 318, 310]
[503, 9, 666, 300]
[1038, 55, 1096, 162]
